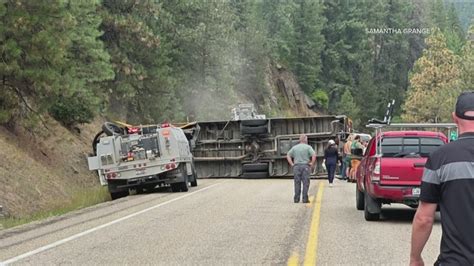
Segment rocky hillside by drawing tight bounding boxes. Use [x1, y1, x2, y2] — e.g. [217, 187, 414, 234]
[0, 117, 109, 226]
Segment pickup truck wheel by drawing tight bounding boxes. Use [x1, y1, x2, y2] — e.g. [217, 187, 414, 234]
[110, 190, 129, 200]
[364, 192, 381, 221]
[240, 125, 268, 135]
[240, 119, 268, 127]
[356, 185, 364, 211]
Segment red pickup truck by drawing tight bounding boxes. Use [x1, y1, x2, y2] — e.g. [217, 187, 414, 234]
[355, 130, 449, 221]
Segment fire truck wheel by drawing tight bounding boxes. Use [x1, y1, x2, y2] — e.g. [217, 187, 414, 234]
[190, 167, 198, 187]
[240, 119, 268, 127]
[102, 122, 125, 136]
[180, 175, 189, 192]
[242, 163, 268, 172]
[110, 190, 129, 200]
[171, 183, 181, 192]
[240, 125, 268, 135]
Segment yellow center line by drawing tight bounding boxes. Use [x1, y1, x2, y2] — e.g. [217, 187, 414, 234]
[287, 251, 299, 266]
[304, 181, 325, 266]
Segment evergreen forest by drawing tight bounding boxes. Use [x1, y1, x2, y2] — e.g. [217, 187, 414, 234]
[1, 0, 473, 130]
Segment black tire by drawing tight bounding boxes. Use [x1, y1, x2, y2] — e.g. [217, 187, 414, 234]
[110, 190, 129, 200]
[364, 192, 381, 221]
[92, 131, 105, 156]
[190, 177, 198, 187]
[102, 122, 125, 136]
[190, 165, 198, 187]
[356, 184, 364, 211]
[240, 125, 268, 135]
[242, 163, 268, 172]
[180, 175, 189, 192]
[171, 183, 181, 192]
[241, 119, 268, 127]
[241, 171, 268, 179]
[136, 186, 144, 194]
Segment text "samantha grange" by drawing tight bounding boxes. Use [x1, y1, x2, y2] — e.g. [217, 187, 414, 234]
[366, 28, 431, 34]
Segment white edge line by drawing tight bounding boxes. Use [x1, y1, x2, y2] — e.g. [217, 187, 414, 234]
[0, 182, 224, 265]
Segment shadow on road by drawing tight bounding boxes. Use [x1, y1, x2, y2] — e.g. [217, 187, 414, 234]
[380, 206, 441, 224]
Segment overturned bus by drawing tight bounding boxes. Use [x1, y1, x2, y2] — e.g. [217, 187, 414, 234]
[182, 115, 351, 179]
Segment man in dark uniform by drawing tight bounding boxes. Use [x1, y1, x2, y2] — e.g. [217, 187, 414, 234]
[410, 92, 474, 266]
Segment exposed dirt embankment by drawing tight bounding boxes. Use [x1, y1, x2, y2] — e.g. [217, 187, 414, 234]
[0, 118, 105, 220]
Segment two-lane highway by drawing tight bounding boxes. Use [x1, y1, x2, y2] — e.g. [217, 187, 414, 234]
[0, 179, 441, 265]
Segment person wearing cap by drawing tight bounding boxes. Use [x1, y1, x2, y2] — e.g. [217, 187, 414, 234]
[286, 134, 316, 203]
[410, 92, 474, 266]
[323, 139, 340, 187]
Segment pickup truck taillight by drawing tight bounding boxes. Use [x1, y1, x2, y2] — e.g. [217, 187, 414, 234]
[371, 160, 380, 182]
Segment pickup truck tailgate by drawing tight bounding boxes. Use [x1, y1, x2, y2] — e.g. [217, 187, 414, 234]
[380, 158, 427, 186]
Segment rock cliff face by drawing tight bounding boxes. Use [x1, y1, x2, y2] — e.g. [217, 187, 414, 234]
[267, 63, 319, 117]
[247, 62, 319, 118]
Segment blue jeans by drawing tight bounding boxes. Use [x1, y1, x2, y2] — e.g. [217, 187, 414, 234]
[293, 164, 310, 202]
[326, 162, 337, 184]
[341, 155, 348, 179]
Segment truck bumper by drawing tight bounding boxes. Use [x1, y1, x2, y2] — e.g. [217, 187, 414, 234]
[108, 169, 187, 191]
[367, 183, 420, 205]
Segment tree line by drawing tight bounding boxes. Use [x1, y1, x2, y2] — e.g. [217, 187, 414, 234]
[0, 0, 472, 130]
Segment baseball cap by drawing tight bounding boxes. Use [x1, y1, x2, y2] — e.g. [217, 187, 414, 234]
[328, 139, 335, 145]
[455, 92, 474, 120]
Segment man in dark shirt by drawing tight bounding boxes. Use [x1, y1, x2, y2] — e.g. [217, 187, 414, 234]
[410, 92, 474, 266]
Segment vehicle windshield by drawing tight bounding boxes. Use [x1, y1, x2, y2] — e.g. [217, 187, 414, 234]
[379, 137, 444, 158]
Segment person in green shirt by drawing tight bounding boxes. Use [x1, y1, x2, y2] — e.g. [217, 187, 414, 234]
[286, 134, 316, 203]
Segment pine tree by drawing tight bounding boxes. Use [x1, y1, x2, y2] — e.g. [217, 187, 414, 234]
[321, 0, 377, 118]
[160, 0, 240, 120]
[402, 29, 462, 122]
[262, 0, 297, 66]
[459, 24, 473, 91]
[0, 0, 113, 127]
[337, 90, 360, 128]
[49, 0, 114, 127]
[99, 0, 183, 123]
[230, 0, 270, 111]
[292, 0, 326, 94]
[444, 3, 465, 55]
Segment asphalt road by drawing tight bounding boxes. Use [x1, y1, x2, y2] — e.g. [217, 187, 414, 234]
[0, 178, 442, 265]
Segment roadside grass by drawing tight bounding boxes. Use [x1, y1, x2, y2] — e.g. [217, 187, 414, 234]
[0, 186, 110, 229]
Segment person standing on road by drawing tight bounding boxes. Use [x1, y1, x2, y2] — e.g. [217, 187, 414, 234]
[410, 92, 474, 266]
[323, 140, 339, 187]
[349, 135, 364, 181]
[286, 134, 316, 203]
[342, 134, 354, 180]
